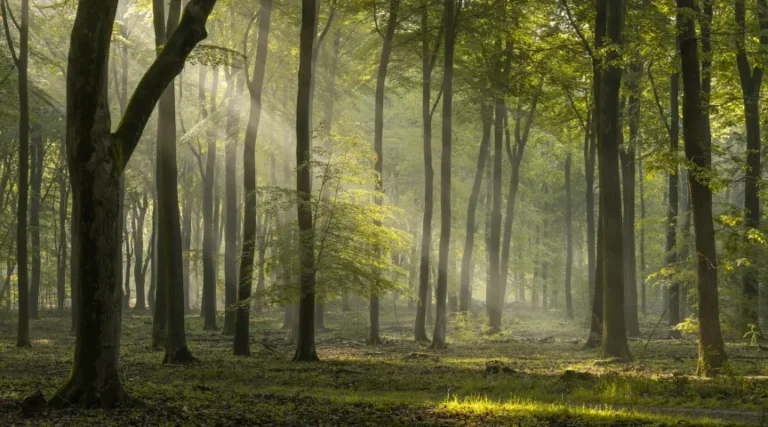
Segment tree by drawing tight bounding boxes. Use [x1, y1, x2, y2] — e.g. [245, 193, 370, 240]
[48, 0, 217, 408]
[675, 0, 727, 376]
[431, 0, 457, 350]
[415, 0, 441, 342]
[370, 0, 399, 346]
[735, 0, 768, 333]
[459, 102, 491, 313]
[597, 0, 631, 360]
[1, 0, 30, 347]
[564, 153, 574, 320]
[235, 0, 273, 357]
[200, 63, 219, 331]
[293, 0, 320, 362]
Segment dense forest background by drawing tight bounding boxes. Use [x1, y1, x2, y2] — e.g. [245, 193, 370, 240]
[0, 0, 768, 424]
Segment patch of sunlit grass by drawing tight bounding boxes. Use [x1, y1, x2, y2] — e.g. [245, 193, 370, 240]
[438, 395, 733, 426]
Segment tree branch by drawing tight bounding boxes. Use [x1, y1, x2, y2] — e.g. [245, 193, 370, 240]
[647, 62, 671, 137]
[113, 0, 218, 173]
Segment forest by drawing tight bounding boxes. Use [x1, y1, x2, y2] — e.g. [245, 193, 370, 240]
[1, 0, 768, 425]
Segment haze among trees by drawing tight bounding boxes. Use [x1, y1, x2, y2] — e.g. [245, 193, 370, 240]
[1, 0, 768, 425]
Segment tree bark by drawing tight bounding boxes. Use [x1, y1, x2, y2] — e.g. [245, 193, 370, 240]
[597, 0, 631, 360]
[735, 0, 767, 333]
[667, 72, 682, 339]
[564, 153, 574, 319]
[201, 64, 219, 330]
[293, 0, 319, 362]
[431, 0, 456, 349]
[370, 0, 399, 346]
[415, 0, 440, 342]
[459, 103, 491, 313]
[676, 0, 727, 376]
[50, 0, 216, 407]
[235, 0, 272, 356]
[29, 126, 42, 318]
[2, 0, 30, 346]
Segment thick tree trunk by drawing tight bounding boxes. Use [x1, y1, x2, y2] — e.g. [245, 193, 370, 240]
[667, 72, 681, 339]
[235, 0, 272, 356]
[564, 153, 574, 319]
[459, 103, 491, 313]
[370, 0, 399, 346]
[431, 0, 456, 349]
[597, 0, 631, 360]
[676, 0, 727, 376]
[50, 0, 216, 406]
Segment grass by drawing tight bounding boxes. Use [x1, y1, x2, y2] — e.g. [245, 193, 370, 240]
[0, 301, 766, 426]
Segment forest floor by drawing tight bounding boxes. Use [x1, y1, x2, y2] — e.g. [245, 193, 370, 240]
[0, 302, 767, 426]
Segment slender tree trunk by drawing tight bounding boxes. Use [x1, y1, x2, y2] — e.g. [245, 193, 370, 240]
[370, 0, 399, 346]
[488, 96, 504, 333]
[57, 165, 69, 313]
[132, 196, 149, 312]
[564, 153, 574, 319]
[2, 0, 31, 346]
[415, 0, 439, 342]
[223, 73, 243, 337]
[29, 126, 42, 319]
[293, 0, 320, 361]
[621, 63, 641, 337]
[676, 0, 727, 376]
[459, 103, 491, 313]
[735, 0, 766, 333]
[201, 65, 219, 330]
[181, 185, 192, 313]
[638, 153, 646, 315]
[123, 220, 132, 310]
[235, 0, 272, 356]
[431, 0, 456, 349]
[667, 72, 682, 339]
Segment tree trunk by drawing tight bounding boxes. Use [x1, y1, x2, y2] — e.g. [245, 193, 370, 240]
[621, 63, 641, 337]
[459, 103, 491, 313]
[201, 64, 219, 330]
[415, 0, 439, 342]
[638, 153, 646, 315]
[123, 219, 132, 310]
[597, 0, 631, 360]
[293, 0, 320, 362]
[488, 95, 504, 333]
[235, 0, 272, 356]
[2, 0, 31, 346]
[667, 72, 681, 339]
[50, 0, 216, 407]
[431, 0, 456, 349]
[370, 0, 399, 346]
[29, 126, 42, 318]
[132, 196, 149, 312]
[181, 183, 192, 313]
[564, 153, 574, 320]
[57, 165, 69, 313]
[735, 0, 766, 333]
[223, 73, 243, 337]
[676, 0, 727, 376]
